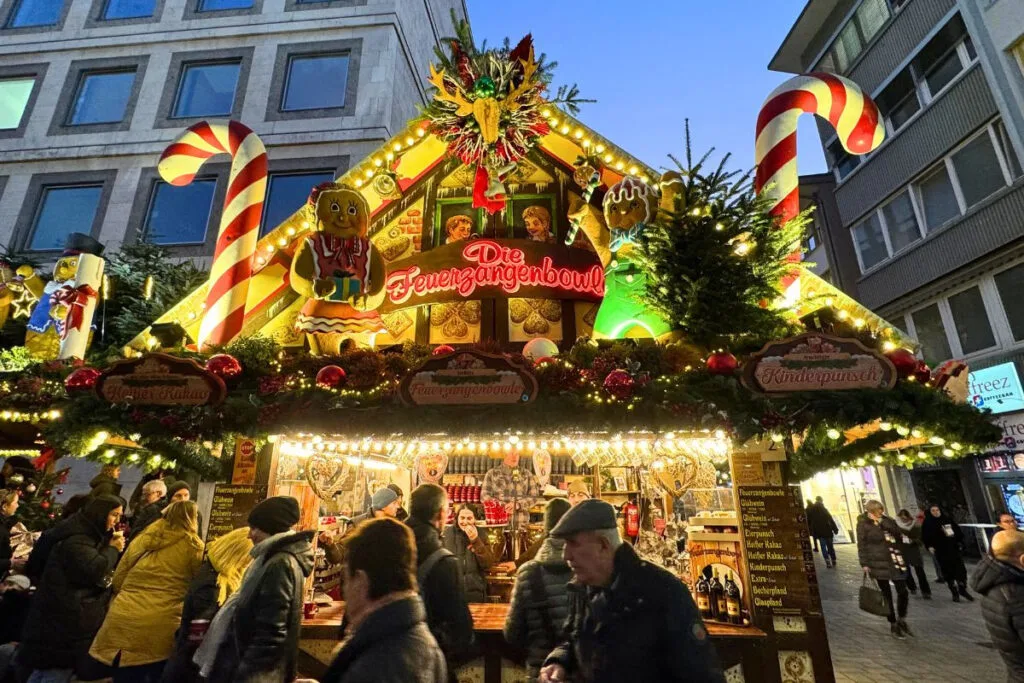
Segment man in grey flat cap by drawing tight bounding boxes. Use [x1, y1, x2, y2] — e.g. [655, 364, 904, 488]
[539, 500, 725, 683]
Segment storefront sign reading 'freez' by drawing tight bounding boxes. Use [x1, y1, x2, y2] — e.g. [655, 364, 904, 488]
[399, 349, 538, 406]
[383, 239, 604, 311]
[742, 333, 896, 394]
[96, 352, 227, 406]
[968, 362, 1024, 415]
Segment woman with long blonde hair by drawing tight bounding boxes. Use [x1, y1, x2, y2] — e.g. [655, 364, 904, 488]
[90, 500, 204, 682]
[160, 526, 254, 683]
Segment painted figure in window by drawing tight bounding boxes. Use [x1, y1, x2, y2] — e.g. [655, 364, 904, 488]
[23, 234, 103, 359]
[291, 182, 385, 352]
[522, 205, 554, 243]
[445, 214, 473, 243]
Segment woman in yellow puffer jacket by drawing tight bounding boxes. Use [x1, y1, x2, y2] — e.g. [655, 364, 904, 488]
[90, 500, 204, 682]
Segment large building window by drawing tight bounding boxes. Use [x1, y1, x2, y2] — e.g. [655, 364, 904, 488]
[819, 0, 892, 73]
[67, 70, 136, 125]
[879, 190, 920, 254]
[876, 70, 919, 135]
[0, 78, 34, 130]
[996, 263, 1024, 342]
[27, 185, 102, 251]
[100, 0, 155, 19]
[143, 180, 216, 245]
[5, 0, 64, 27]
[852, 213, 887, 271]
[196, 0, 251, 11]
[948, 286, 996, 354]
[172, 62, 240, 118]
[828, 139, 861, 181]
[910, 304, 952, 364]
[262, 171, 334, 235]
[281, 55, 349, 111]
[951, 130, 1008, 209]
[916, 164, 959, 231]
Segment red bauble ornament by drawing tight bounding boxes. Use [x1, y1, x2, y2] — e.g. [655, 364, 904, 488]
[205, 354, 243, 382]
[65, 367, 101, 392]
[433, 345, 455, 356]
[316, 365, 347, 389]
[886, 348, 918, 378]
[603, 369, 635, 400]
[40, 501, 50, 510]
[706, 352, 738, 376]
[56, 488, 64, 495]
[913, 361, 932, 384]
[534, 356, 557, 367]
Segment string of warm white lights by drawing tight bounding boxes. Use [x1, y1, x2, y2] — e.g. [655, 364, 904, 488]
[277, 430, 732, 468]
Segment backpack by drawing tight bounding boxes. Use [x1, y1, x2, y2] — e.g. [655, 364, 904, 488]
[417, 547, 453, 591]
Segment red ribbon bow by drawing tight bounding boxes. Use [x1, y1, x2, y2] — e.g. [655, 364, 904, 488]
[51, 284, 98, 339]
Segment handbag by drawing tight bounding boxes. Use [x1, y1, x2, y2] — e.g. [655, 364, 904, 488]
[859, 574, 890, 617]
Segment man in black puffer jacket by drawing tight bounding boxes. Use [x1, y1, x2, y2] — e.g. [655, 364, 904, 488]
[406, 484, 473, 683]
[971, 530, 1024, 683]
[505, 499, 572, 679]
[206, 496, 314, 683]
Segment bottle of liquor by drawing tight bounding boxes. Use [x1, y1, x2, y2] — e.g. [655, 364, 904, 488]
[695, 572, 713, 621]
[725, 572, 742, 625]
[711, 570, 726, 622]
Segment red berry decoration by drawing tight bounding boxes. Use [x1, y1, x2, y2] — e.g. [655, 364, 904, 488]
[706, 352, 738, 376]
[603, 369, 635, 400]
[913, 361, 932, 384]
[205, 354, 243, 383]
[65, 367, 102, 393]
[432, 344, 455, 356]
[534, 356, 557, 367]
[40, 500, 50, 510]
[885, 348, 918, 378]
[316, 365, 347, 389]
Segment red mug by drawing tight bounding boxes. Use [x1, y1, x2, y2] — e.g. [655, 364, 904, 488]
[303, 602, 319, 619]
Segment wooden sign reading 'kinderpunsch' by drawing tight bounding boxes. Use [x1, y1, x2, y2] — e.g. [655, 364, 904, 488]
[96, 352, 227, 406]
[742, 333, 896, 394]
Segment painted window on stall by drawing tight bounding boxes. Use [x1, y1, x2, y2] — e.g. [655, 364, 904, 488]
[434, 199, 483, 247]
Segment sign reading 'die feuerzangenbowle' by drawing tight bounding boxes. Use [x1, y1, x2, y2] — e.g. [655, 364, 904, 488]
[96, 352, 227, 406]
[382, 239, 605, 312]
[742, 333, 896, 394]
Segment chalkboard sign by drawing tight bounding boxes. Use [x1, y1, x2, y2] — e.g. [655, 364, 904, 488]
[206, 484, 267, 542]
[738, 486, 821, 617]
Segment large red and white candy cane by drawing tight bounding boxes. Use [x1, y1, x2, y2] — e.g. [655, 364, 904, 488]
[755, 73, 885, 224]
[158, 121, 267, 350]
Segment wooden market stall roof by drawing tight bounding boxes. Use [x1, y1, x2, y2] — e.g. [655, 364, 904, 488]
[127, 108, 911, 352]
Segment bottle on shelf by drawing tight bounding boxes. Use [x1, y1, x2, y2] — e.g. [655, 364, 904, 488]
[711, 570, 725, 622]
[695, 572, 713, 621]
[725, 572, 742, 625]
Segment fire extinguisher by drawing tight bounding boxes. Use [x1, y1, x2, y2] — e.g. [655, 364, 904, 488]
[624, 498, 640, 539]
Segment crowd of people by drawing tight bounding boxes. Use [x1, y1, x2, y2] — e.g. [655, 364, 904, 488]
[0, 463, 727, 683]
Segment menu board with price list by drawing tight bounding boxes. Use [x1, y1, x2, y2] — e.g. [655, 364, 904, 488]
[206, 484, 268, 541]
[738, 485, 821, 617]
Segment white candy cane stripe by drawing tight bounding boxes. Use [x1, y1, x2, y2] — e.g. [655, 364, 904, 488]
[755, 73, 885, 224]
[158, 120, 267, 349]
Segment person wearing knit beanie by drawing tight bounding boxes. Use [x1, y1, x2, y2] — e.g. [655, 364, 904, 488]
[247, 496, 300, 536]
[166, 480, 192, 504]
[544, 498, 571, 533]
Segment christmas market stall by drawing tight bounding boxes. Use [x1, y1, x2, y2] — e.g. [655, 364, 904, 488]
[0, 22, 1003, 683]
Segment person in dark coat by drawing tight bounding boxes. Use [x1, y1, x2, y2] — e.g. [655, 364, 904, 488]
[442, 504, 497, 603]
[88, 465, 122, 499]
[129, 479, 168, 541]
[0, 457, 32, 492]
[0, 490, 22, 580]
[856, 500, 911, 638]
[540, 500, 724, 683]
[922, 504, 973, 602]
[971, 530, 1024, 683]
[407, 484, 474, 683]
[807, 496, 839, 568]
[896, 509, 931, 598]
[202, 496, 314, 683]
[504, 499, 572, 680]
[321, 518, 446, 683]
[161, 527, 253, 683]
[805, 499, 819, 552]
[16, 495, 125, 679]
